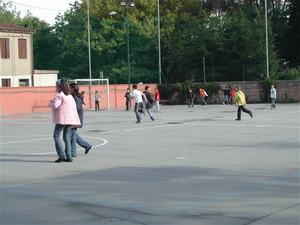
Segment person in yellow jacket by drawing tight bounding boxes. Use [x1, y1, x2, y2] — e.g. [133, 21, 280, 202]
[234, 86, 253, 120]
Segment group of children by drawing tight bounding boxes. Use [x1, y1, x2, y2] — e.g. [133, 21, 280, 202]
[48, 80, 277, 162]
[187, 87, 208, 109]
[48, 80, 92, 163]
[130, 84, 159, 123]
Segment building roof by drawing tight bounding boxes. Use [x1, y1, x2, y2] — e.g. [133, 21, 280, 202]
[0, 23, 32, 34]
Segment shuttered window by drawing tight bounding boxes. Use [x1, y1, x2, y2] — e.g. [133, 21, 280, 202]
[18, 39, 27, 59]
[0, 38, 10, 59]
[2, 79, 11, 87]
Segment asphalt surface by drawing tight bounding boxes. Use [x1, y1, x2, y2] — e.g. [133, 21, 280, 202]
[0, 104, 299, 225]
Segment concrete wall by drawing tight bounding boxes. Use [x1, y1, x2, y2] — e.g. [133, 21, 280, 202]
[33, 70, 58, 87]
[0, 32, 33, 87]
[0, 84, 157, 116]
[216, 80, 300, 103]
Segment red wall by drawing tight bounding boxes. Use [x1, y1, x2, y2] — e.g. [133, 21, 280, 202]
[0, 84, 157, 115]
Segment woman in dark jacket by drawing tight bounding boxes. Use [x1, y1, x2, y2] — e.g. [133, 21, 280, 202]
[70, 83, 92, 156]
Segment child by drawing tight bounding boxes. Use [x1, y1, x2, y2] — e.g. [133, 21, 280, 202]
[70, 83, 92, 156]
[94, 90, 100, 111]
[234, 86, 253, 120]
[143, 86, 155, 121]
[155, 88, 161, 111]
[199, 88, 208, 105]
[48, 79, 81, 163]
[124, 88, 131, 111]
[131, 84, 147, 123]
[187, 88, 194, 109]
[270, 85, 277, 109]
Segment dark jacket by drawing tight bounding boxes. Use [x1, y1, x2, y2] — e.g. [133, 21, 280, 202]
[72, 93, 84, 128]
[143, 91, 155, 109]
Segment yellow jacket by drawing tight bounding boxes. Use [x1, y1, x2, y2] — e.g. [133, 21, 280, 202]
[235, 90, 246, 106]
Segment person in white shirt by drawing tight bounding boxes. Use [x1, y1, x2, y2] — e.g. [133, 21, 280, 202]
[270, 85, 277, 109]
[131, 84, 147, 123]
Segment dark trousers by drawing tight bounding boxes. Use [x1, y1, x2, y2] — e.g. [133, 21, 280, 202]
[126, 100, 131, 110]
[237, 106, 252, 119]
[187, 98, 194, 108]
[134, 102, 145, 122]
[95, 101, 100, 111]
[200, 96, 207, 105]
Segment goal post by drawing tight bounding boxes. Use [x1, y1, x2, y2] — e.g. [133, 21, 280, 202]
[75, 78, 110, 110]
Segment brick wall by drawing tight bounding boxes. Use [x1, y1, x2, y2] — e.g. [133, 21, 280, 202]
[216, 80, 300, 103]
[0, 84, 157, 116]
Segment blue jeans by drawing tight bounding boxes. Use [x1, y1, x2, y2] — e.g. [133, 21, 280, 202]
[71, 128, 91, 156]
[53, 124, 72, 160]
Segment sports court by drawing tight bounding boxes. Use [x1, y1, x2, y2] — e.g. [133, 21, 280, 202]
[0, 104, 299, 225]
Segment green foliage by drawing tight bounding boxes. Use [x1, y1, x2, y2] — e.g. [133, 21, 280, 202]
[1, 0, 299, 83]
[278, 67, 300, 80]
[158, 82, 221, 104]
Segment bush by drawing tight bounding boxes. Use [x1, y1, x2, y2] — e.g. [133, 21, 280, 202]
[278, 67, 300, 80]
[158, 82, 221, 104]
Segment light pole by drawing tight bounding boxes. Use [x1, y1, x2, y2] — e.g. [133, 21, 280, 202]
[87, 0, 92, 109]
[121, 1, 135, 88]
[157, 0, 162, 84]
[264, 0, 270, 79]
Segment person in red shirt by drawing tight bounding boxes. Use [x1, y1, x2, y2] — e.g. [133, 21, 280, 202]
[229, 85, 235, 105]
[199, 88, 208, 105]
[155, 88, 161, 111]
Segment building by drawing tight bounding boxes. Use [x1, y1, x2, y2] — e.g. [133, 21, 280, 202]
[0, 23, 58, 87]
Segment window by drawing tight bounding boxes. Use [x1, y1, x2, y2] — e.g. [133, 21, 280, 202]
[19, 79, 29, 87]
[18, 39, 27, 59]
[0, 38, 10, 59]
[2, 79, 11, 87]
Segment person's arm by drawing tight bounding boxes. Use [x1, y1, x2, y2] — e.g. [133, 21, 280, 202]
[48, 93, 62, 109]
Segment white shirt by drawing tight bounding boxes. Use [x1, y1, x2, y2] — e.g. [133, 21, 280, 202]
[131, 89, 144, 103]
[270, 87, 276, 99]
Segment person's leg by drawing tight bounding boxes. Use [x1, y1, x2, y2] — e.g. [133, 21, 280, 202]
[53, 124, 66, 161]
[134, 103, 140, 122]
[63, 125, 72, 161]
[70, 128, 77, 157]
[156, 101, 160, 111]
[203, 97, 207, 105]
[241, 106, 253, 117]
[236, 106, 242, 120]
[76, 132, 91, 149]
[146, 106, 155, 121]
[191, 99, 194, 108]
[271, 98, 276, 108]
[126, 100, 129, 110]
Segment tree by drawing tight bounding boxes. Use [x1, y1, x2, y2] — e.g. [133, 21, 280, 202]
[283, 0, 300, 67]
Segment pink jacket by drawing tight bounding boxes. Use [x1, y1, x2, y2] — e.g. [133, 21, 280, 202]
[48, 92, 81, 126]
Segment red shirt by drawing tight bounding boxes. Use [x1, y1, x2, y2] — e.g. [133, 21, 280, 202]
[155, 91, 160, 101]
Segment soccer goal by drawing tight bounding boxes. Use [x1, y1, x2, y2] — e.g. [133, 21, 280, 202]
[75, 78, 110, 110]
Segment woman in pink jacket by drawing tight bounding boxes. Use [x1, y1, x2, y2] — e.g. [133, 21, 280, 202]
[48, 79, 81, 163]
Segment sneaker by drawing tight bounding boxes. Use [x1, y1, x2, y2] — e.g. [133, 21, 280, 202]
[250, 112, 253, 118]
[235, 118, 241, 121]
[54, 158, 65, 163]
[151, 117, 155, 121]
[85, 145, 92, 154]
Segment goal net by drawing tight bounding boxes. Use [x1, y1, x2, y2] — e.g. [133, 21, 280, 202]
[74, 78, 110, 110]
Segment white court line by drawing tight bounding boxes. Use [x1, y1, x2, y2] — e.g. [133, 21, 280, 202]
[27, 137, 108, 156]
[0, 136, 108, 156]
